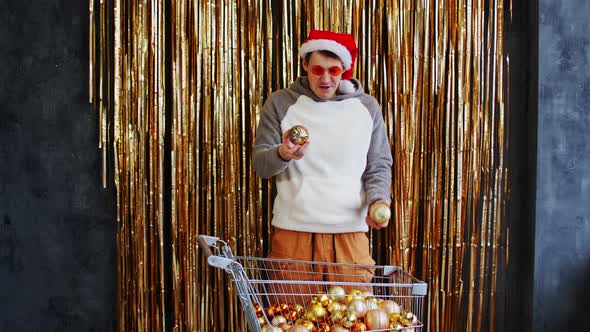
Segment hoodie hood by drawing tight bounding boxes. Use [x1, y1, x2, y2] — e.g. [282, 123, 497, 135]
[289, 77, 364, 102]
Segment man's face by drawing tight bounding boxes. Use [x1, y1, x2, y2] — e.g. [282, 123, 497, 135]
[303, 52, 344, 100]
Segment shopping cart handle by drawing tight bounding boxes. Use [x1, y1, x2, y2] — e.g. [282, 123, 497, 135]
[197, 235, 218, 258]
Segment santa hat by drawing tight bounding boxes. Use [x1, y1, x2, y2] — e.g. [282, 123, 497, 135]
[299, 29, 358, 94]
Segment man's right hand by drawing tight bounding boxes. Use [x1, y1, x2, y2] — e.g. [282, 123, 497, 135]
[278, 130, 310, 161]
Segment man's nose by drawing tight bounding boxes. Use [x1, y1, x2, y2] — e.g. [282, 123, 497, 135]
[319, 72, 331, 81]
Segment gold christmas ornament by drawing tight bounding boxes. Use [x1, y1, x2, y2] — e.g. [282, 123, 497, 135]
[350, 322, 367, 332]
[341, 312, 357, 328]
[271, 315, 287, 326]
[327, 301, 343, 313]
[330, 310, 344, 324]
[305, 302, 327, 322]
[278, 323, 292, 331]
[262, 325, 283, 332]
[369, 201, 391, 224]
[317, 322, 331, 332]
[346, 289, 363, 303]
[332, 324, 350, 332]
[254, 303, 264, 317]
[258, 316, 267, 326]
[363, 297, 379, 311]
[379, 300, 401, 315]
[348, 299, 367, 319]
[291, 304, 305, 317]
[328, 285, 346, 302]
[295, 319, 316, 331]
[364, 309, 389, 330]
[312, 292, 330, 307]
[288, 125, 310, 145]
[289, 325, 311, 332]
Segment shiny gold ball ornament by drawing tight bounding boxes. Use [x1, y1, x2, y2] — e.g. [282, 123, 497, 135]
[332, 324, 351, 332]
[330, 310, 344, 324]
[328, 285, 346, 302]
[271, 315, 287, 326]
[348, 299, 367, 319]
[364, 309, 390, 330]
[341, 312, 357, 328]
[317, 322, 332, 332]
[265, 305, 278, 318]
[258, 316, 267, 326]
[291, 304, 305, 317]
[262, 325, 283, 332]
[288, 125, 310, 145]
[327, 301, 343, 313]
[306, 303, 327, 322]
[369, 201, 391, 224]
[364, 297, 379, 311]
[295, 319, 316, 331]
[290, 324, 311, 332]
[312, 292, 331, 307]
[379, 300, 401, 315]
[254, 303, 264, 317]
[350, 322, 367, 332]
[346, 289, 363, 303]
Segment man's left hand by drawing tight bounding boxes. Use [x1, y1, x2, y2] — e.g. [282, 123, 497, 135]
[366, 199, 390, 229]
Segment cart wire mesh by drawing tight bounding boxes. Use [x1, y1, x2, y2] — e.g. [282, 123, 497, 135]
[199, 235, 427, 332]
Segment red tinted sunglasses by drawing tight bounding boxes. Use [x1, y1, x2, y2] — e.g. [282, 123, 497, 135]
[309, 65, 343, 77]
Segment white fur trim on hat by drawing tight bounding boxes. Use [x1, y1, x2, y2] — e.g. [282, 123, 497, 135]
[338, 80, 356, 94]
[299, 39, 353, 70]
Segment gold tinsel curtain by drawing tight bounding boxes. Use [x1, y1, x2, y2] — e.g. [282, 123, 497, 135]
[89, 0, 511, 331]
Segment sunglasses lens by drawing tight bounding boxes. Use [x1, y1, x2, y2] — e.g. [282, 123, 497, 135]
[328, 67, 342, 76]
[310, 66, 325, 75]
[310, 65, 343, 76]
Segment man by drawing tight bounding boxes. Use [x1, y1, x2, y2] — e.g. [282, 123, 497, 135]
[252, 30, 392, 300]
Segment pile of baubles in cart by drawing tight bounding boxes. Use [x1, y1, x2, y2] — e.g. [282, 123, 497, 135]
[255, 286, 420, 331]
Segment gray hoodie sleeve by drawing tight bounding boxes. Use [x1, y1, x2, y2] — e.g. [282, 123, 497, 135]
[252, 95, 292, 179]
[361, 97, 393, 204]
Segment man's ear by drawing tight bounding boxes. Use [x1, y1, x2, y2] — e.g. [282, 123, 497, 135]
[302, 58, 308, 71]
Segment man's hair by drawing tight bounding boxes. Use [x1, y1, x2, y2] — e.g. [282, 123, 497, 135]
[304, 50, 340, 64]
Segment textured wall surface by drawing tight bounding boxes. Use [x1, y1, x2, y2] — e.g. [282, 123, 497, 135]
[535, 0, 590, 331]
[0, 0, 117, 331]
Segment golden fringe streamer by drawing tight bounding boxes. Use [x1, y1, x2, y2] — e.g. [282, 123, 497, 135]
[90, 0, 511, 331]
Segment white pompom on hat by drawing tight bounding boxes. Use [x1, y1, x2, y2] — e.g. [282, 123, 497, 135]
[299, 29, 358, 94]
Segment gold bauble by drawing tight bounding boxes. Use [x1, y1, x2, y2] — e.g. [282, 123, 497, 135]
[364, 309, 389, 330]
[328, 285, 346, 302]
[347, 299, 366, 319]
[364, 297, 379, 311]
[305, 303, 327, 322]
[317, 322, 332, 332]
[265, 305, 278, 318]
[332, 324, 350, 332]
[350, 322, 367, 332]
[360, 290, 373, 298]
[258, 316, 267, 326]
[341, 312, 357, 328]
[290, 325, 311, 332]
[379, 300, 401, 315]
[345, 289, 363, 303]
[330, 310, 344, 324]
[312, 292, 330, 307]
[288, 125, 310, 145]
[254, 303, 264, 317]
[278, 323, 292, 331]
[262, 325, 283, 332]
[369, 202, 391, 224]
[286, 308, 299, 321]
[327, 301, 343, 313]
[271, 315, 287, 326]
[291, 304, 305, 317]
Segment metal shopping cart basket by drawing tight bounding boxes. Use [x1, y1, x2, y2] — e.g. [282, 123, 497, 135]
[198, 235, 427, 332]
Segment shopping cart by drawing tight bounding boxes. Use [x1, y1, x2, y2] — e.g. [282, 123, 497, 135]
[198, 235, 427, 332]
